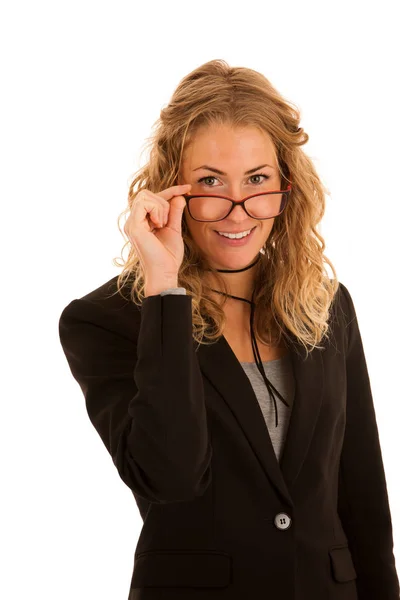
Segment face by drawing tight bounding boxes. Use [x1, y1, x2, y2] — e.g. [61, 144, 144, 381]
[179, 123, 282, 271]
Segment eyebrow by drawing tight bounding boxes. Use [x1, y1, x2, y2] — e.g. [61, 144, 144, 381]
[192, 163, 274, 175]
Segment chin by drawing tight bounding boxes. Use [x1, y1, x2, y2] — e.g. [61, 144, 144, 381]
[209, 251, 261, 271]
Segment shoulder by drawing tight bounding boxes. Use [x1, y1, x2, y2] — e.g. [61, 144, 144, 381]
[59, 274, 141, 343]
[325, 280, 359, 354]
[332, 280, 356, 323]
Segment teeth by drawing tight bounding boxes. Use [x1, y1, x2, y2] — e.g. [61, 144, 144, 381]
[217, 228, 253, 239]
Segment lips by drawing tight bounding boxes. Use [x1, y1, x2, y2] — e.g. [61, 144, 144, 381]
[214, 226, 256, 235]
[213, 226, 257, 247]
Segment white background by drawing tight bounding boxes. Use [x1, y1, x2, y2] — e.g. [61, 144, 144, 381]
[1, 1, 399, 598]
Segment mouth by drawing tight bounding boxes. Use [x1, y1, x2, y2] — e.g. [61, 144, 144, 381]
[213, 225, 257, 246]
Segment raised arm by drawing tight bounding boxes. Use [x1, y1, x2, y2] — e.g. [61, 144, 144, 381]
[58, 292, 212, 504]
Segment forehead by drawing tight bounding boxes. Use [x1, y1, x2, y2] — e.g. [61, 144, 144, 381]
[182, 124, 277, 169]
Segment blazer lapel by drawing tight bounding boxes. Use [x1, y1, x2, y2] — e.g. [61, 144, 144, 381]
[196, 331, 324, 507]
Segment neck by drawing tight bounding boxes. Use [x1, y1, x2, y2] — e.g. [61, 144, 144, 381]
[204, 253, 261, 302]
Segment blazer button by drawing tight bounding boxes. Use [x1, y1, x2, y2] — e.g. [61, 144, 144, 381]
[274, 512, 292, 530]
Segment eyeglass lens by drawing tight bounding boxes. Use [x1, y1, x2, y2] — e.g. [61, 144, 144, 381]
[188, 193, 286, 221]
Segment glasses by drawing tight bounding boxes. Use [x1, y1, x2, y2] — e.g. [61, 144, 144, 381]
[182, 184, 292, 222]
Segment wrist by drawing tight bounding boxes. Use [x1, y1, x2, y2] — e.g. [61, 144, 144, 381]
[144, 277, 179, 297]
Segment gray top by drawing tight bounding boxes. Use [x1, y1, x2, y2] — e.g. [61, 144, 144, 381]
[159, 287, 296, 463]
[240, 356, 295, 463]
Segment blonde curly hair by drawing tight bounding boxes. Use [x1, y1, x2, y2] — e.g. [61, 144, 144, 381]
[110, 59, 340, 357]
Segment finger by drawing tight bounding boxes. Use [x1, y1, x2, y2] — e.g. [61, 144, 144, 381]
[166, 194, 188, 233]
[157, 184, 192, 201]
[131, 185, 192, 232]
[159, 185, 192, 228]
[131, 196, 162, 232]
[147, 205, 164, 229]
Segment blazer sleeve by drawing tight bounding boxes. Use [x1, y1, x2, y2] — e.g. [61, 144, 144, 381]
[58, 293, 212, 504]
[337, 282, 399, 599]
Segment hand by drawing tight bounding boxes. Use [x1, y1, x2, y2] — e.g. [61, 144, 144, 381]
[124, 183, 192, 283]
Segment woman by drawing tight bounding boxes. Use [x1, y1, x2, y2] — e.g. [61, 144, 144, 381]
[58, 60, 399, 599]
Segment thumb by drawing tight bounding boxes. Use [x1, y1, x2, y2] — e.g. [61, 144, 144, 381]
[168, 192, 190, 232]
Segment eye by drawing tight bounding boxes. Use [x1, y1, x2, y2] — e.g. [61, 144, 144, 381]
[197, 173, 270, 187]
[197, 176, 218, 186]
[249, 174, 270, 184]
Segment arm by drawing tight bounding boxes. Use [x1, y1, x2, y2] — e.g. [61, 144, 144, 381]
[58, 292, 212, 504]
[337, 282, 399, 599]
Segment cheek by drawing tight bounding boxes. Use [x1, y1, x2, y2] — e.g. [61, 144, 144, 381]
[184, 215, 209, 243]
[193, 224, 211, 243]
[264, 219, 275, 234]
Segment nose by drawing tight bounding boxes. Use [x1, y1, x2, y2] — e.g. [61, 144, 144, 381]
[228, 201, 250, 220]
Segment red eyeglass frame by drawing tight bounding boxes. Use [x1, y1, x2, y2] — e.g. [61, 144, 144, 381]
[182, 183, 292, 222]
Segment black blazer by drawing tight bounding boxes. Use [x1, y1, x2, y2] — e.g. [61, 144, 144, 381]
[58, 277, 399, 600]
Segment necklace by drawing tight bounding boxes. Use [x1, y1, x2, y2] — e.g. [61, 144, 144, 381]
[206, 253, 289, 428]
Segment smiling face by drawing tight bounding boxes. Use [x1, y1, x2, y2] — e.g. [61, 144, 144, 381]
[179, 123, 282, 271]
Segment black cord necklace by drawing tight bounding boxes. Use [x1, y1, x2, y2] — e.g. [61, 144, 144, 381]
[207, 253, 289, 428]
